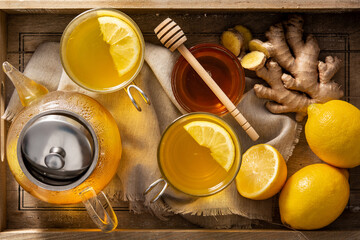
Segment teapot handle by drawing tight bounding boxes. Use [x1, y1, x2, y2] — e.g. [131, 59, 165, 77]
[79, 187, 118, 232]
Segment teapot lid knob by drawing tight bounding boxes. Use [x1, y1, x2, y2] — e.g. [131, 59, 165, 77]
[44, 147, 66, 170]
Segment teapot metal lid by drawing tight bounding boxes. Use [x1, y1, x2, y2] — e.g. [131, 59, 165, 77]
[18, 110, 99, 190]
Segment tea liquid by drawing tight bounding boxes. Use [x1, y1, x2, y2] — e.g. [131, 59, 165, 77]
[158, 114, 240, 196]
[62, 11, 143, 91]
[172, 44, 245, 116]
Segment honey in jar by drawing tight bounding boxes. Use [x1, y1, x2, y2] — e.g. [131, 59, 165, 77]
[171, 43, 245, 116]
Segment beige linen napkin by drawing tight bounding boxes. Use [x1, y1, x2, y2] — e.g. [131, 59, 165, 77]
[3, 42, 301, 228]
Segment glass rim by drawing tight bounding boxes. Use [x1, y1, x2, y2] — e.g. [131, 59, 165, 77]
[59, 8, 145, 93]
[157, 112, 242, 197]
[171, 43, 245, 116]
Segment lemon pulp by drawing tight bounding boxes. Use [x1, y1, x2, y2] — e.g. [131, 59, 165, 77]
[235, 144, 287, 200]
[98, 16, 141, 77]
[184, 121, 235, 171]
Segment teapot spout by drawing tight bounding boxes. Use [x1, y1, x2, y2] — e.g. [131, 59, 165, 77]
[2, 61, 48, 107]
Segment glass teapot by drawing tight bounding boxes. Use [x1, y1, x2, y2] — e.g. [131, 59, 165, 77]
[3, 61, 121, 232]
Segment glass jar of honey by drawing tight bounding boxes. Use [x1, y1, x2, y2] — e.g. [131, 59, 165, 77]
[171, 43, 245, 116]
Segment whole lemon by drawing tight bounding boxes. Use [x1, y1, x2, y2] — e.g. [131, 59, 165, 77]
[305, 100, 360, 168]
[279, 164, 349, 230]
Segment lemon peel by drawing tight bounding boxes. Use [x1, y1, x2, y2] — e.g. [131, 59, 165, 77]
[279, 163, 349, 230]
[305, 100, 360, 168]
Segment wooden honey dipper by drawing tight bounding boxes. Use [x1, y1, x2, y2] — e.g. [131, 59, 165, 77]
[154, 18, 259, 141]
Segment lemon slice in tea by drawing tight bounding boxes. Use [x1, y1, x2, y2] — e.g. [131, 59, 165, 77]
[235, 144, 287, 200]
[98, 16, 141, 77]
[183, 121, 235, 171]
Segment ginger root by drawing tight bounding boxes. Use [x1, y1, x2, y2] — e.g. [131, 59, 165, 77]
[241, 51, 266, 71]
[252, 15, 343, 121]
[221, 29, 244, 57]
[234, 25, 253, 50]
[249, 39, 273, 58]
[221, 25, 252, 57]
[255, 60, 316, 121]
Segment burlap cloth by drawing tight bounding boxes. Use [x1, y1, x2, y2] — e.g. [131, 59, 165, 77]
[3, 42, 302, 228]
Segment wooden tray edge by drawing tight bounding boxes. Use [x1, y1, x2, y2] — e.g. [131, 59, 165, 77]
[1, 228, 360, 240]
[0, 1, 360, 12]
[0, 9, 7, 233]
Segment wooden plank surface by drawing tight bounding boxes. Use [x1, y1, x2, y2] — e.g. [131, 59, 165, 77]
[1, 229, 360, 240]
[1, 10, 360, 237]
[0, 0, 359, 11]
[0, 10, 7, 232]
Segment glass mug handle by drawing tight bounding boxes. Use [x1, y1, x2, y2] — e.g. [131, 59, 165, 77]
[144, 178, 168, 203]
[124, 84, 151, 111]
[79, 187, 118, 232]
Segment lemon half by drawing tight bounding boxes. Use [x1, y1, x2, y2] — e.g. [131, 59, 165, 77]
[98, 16, 141, 77]
[183, 121, 235, 172]
[235, 144, 287, 200]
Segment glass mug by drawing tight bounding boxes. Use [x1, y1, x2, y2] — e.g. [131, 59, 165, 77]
[145, 113, 242, 202]
[171, 43, 245, 116]
[60, 8, 150, 111]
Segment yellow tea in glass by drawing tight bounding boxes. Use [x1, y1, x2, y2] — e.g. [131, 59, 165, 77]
[158, 113, 241, 196]
[60, 9, 144, 92]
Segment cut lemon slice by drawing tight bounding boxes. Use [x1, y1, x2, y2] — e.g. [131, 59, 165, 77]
[235, 144, 287, 200]
[183, 121, 235, 171]
[98, 16, 141, 77]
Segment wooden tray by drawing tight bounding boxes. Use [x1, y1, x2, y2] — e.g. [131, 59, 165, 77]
[1, 2, 360, 239]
